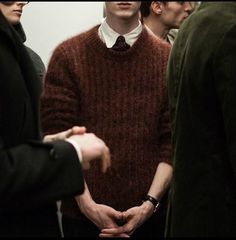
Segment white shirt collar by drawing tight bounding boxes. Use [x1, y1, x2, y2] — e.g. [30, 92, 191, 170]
[98, 19, 143, 48]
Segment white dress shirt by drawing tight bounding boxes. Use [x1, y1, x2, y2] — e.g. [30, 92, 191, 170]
[66, 138, 83, 163]
[98, 18, 143, 48]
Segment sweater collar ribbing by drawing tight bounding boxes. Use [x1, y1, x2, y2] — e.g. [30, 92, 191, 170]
[86, 25, 151, 61]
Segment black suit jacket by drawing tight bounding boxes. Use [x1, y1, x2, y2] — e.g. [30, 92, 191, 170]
[0, 12, 84, 236]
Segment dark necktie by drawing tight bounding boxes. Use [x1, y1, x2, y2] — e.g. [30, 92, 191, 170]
[111, 36, 130, 51]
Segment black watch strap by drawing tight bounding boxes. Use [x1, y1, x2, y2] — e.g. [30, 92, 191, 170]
[143, 195, 160, 212]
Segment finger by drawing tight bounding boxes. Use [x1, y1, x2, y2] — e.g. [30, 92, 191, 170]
[123, 211, 133, 222]
[72, 126, 86, 135]
[63, 126, 86, 139]
[101, 227, 124, 235]
[99, 233, 130, 238]
[101, 147, 111, 173]
[43, 129, 72, 142]
[106, 147, 111, 168]
[114, 222, 133, 236]
[43, 135, 53, 143]
[100, 227, 129, 237]
[121, 211, 127, 222]
[116, 211, 124, 221]
[101, 152, 107, 173]
[109, 211, 124, 225]
[102, 153, 108, 173]
[62, 129, 73, 139]
[82, 161, 90, 170]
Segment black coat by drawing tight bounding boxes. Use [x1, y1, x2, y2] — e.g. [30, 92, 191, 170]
[167, 2, 236, 237]
[13, 23, 46, 82]
[0, 12, 84, 237]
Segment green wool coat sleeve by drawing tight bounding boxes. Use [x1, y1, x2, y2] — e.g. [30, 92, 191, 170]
[214, 24, 236, 180]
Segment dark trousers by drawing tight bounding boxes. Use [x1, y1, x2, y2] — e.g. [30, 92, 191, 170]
[0, 210, 61, 237]
[62, 196, 168, 238]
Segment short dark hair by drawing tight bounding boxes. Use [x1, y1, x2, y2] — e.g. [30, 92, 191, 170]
[140, 1, 152, 18]
[140, 1, 168, 18]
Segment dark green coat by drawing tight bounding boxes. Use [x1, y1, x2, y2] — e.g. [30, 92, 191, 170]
[167, 2, 236, 237]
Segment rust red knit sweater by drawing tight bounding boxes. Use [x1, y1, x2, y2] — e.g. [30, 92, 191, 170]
[41, 25, 171, 217]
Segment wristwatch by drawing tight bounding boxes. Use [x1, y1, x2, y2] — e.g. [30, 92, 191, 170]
[143, 195, 160, 213]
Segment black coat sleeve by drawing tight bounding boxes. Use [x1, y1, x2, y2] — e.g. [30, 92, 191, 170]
[0, 139, 84, 213]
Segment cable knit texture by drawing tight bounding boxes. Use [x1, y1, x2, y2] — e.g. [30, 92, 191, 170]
[41, 25, 171, 218]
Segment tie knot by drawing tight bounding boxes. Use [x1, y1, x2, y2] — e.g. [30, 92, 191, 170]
[112, 35, 130, 51]
[116, 35, 126, 43]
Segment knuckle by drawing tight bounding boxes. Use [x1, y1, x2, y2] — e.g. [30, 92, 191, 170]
[126, 227, 133, 233]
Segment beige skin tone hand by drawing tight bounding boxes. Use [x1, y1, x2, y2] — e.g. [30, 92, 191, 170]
[100, 162, 173, 238]
[75, 183, 123, 231]
[44, 126, 111, 173]
[69, 134, 111, 173]
[43, 126, 86, 143]
[99, 201, 153, 238]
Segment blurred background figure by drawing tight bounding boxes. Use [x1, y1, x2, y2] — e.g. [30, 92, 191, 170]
[14, 23, 46, 82]
[140, 1, 197, 45]
[2, 1, 46, 81]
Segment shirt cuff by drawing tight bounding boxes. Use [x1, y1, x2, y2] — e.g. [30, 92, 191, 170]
[65, 139, 83, 163]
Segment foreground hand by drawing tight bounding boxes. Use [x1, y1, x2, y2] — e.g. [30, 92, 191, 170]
[100, 202, 154, 237]
[68, 133, 111, 173]
[79, 200, 124, 231]
[43, 126, 86, 143]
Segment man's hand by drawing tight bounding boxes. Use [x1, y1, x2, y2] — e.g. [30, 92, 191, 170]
[68, 133, 111, 173]
[77, 197, 124, 232]
[100, 202, 154, 238]
[43, 126, 86, 143]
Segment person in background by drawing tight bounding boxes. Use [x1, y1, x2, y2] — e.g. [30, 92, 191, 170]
[140, 1, 195, 45]
[6, 1, 46, 81]
[14, 23, 46, 81]
[0, 1, 111, 237]
[168, 2, 199, 44]
[25, 44, 46, 81]
[41, 1, 172, 238]
[166, 2, 236, 237]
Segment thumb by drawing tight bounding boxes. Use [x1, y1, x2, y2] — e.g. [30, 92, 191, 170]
[122, 211, 128, 221]
[72, 126, 86, 135]
[116, 211, 124, 221]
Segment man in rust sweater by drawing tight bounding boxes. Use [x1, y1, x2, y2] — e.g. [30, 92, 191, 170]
[41, 1, 172, 238]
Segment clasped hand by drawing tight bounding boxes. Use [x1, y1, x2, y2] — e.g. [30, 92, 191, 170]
[99, 201, 155, 238]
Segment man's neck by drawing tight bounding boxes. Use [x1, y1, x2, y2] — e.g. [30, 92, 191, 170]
[106, 15, 140, 35]
[144, 17, 169, 41]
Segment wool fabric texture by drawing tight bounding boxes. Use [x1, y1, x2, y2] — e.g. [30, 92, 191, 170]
[41, 25, 171, 217]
